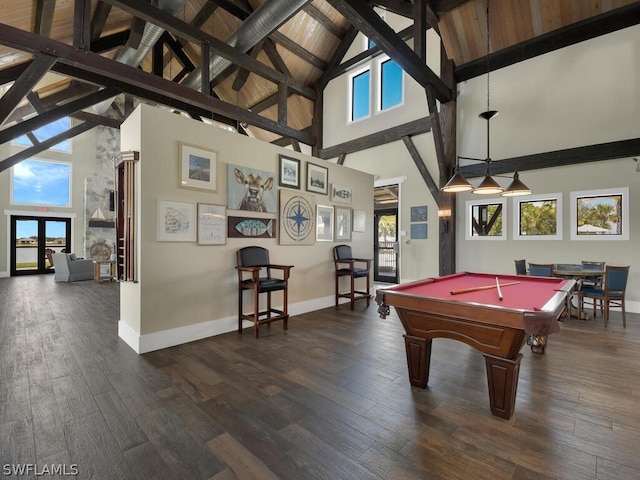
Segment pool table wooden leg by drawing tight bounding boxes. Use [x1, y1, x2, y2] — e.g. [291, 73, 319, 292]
[403, 334, 432, 388]
[483, 353, 523, 420]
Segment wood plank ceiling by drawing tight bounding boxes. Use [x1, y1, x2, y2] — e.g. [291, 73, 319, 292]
[1, 0, 639, 174]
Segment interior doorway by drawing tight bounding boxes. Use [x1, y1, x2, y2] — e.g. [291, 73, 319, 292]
[10, 215, 71, 276]
[374, 185, 399, 283]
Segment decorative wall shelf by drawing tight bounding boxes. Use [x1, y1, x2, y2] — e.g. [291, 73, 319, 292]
[88, 220, 115, 228]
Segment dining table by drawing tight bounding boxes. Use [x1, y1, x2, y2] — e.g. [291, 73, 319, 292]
[552, 264, 605, 320]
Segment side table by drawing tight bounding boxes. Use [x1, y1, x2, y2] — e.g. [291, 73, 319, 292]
[93, 260, 117, 283]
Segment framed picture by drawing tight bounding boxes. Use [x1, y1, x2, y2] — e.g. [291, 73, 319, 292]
[279, 155, 301, 189]
[335, 206, 352, 242]
[331, 184, 352, 204]
[279, 190, 316, 245]
[197, 203, 226, 245]
[179, 143, 217, 192]
[411, 223, 427, 239]
[227, 163, 277, 213]
[410, 205, 428, 222]
[157, 199, 196, 242]
[306, 162, 328, 195]
[316, 205, 334, 242]
[353, 210, 366, 232]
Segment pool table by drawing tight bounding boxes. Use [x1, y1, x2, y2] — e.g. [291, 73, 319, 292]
[375, 272, 575, 419]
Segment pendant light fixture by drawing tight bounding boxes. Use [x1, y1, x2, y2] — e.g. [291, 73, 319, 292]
[441, 0, 532, 197]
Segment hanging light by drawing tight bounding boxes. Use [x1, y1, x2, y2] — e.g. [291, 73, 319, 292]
[440, 0, 532, 197]
[442, 164, 473, 193]
[501, 169, 533, 196]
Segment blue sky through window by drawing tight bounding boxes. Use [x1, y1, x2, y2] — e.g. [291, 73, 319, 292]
[12, 159, 71, 207]
[13, 117, 71, 152]
[381, 59, 403, 110]
[351, 70, 370, 121]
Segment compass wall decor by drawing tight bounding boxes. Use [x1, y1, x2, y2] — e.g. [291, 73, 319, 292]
[279, 190, 316, 245]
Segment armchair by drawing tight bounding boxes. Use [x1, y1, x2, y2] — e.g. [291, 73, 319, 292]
[52, 253, 94, 282]
[236, 246, 293, 338]
[333, 245, 371, 310]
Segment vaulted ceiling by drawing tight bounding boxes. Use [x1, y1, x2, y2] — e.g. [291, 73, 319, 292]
[1, 0, 639, 173]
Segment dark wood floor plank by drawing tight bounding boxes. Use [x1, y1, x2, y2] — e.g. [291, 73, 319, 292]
[2, 275, 640, 480]
[207, 432, 281, 480]
[136, 406, 226, 479]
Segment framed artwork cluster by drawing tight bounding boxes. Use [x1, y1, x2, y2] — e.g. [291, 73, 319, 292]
[161, 145, 365, 245]
[410, 205, 428, 240]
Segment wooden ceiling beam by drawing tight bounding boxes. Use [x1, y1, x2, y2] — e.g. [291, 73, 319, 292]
[459, 139, 640, 177]
[318, 116, 432, 159]
[73, 0, 91, 50]
[0, 122, 98, 173]
[0, 87, 118, 145]
[270, 32, 327, 71]
[90, 31, 130, 53]
[0, 54, 57, 125]
[455, 2, 640, 81]
[303, 4, 344, 38]
[90, 1, 113, 40]
[99, 0, 316, 100]
[34, 0, 56, 37]
[326, 0, 451, 102]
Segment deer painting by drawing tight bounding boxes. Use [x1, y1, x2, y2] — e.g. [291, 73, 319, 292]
[234, 168, 274, 212]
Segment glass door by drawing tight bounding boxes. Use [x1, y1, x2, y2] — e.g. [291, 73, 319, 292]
[10, 216, 71, 276]
[374, 209, 398, 283]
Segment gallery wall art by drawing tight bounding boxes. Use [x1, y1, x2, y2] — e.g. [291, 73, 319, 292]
[279, 190, 315, 245]
[227, 163, 277, 213]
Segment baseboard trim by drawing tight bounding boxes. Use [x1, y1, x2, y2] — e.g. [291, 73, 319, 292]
[118, 295, 337, 354]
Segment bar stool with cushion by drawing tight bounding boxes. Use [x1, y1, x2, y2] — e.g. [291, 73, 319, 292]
[333, 245, 372, 310]
[236, 246, 293, 338]
[579, 265, 630, 327]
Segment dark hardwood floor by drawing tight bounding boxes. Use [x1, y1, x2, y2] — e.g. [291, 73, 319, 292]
[1, 274, 639, 479]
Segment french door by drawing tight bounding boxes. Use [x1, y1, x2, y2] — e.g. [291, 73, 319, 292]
[374, 208, 399, 283]
[10, 216, 71, 276]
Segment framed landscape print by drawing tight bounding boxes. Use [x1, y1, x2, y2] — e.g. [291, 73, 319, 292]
[179, 143, 217, 192]
[306, 162, 328, 194]
[279, 154, 301, 189]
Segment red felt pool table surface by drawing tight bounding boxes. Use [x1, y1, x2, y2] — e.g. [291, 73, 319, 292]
[375, 272, 576, 419]
[390, 272, 572, 312]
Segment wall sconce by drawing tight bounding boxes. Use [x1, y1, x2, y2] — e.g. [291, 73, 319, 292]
[438, 208, 451, 234]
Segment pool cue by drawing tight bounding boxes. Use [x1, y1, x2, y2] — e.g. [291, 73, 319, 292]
[450, 281, 520, 296]
[496, 277, 503, 301]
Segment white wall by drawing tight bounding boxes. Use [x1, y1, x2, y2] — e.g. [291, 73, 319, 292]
[119, 104, 374, 353]
[322, 18, 639, 312]
[455, 25, 640, 313]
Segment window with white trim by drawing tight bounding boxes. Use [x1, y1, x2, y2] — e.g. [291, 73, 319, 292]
[11, 158, 72, 207]
[378, 56, 404, 111]
[512, 193, 562, 240]
[349, 67, 371, 122]
[13, 117, 72, 153]
[466, 197, 507, 240]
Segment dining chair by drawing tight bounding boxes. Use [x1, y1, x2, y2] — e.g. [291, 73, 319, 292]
[528, 263, 554, 277]
[580, 260, 605, 313]
[514, 259, 527, 275]
[579, 265, 630, 327]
